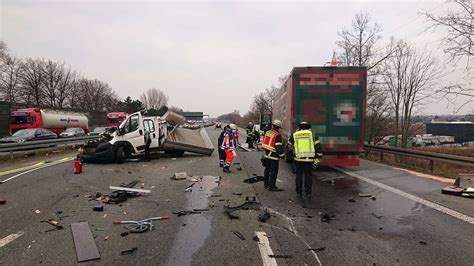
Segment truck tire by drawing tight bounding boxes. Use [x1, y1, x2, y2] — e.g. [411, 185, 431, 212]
[116, 146, 125, 164]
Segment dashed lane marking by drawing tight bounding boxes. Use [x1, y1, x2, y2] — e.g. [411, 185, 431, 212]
[255, 231, 278, 266]
[0, 231, 24, 248]
[0, 157, 73, 184]
[334, 167, 474, 225]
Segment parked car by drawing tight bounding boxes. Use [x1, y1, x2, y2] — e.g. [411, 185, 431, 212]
[60, 128, 86, 138]
[0, 128, 57, 143]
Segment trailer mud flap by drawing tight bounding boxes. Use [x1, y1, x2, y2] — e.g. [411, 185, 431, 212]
[162, 127, 214, 156]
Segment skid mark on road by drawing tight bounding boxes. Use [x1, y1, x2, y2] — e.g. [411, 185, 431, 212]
[334, 167, 474, 225]
[0, 157, 73, 184]
[0, 231, 24, 248]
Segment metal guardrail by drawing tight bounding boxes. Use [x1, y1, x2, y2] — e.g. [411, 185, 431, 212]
[0, 136, 101, 153]
[364, 144, 474, 171]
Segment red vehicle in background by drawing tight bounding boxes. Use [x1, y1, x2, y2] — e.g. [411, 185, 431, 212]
[106, 112, 127, 127]
[9, 108, 89, 136]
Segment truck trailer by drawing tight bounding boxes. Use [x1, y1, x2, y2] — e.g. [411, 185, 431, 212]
[272, 66, 367, 166]
[9, 108, 89, 136]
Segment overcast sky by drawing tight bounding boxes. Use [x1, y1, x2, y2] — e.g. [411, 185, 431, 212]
[1, 0, 471, 117]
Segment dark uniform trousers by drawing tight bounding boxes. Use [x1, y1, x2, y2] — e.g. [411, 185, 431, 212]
[264, 159, 279, 188]
[295, 161, 313, 194]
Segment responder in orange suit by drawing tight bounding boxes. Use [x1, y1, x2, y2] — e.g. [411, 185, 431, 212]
[261, 120, 284, 191]
[221, 124, 236, 173]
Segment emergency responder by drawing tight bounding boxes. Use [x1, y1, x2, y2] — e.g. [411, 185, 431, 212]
[217, 125, 231, 167]
[246, 122, 256, 148]
[261, 120, 284, 191]
[222, 124, 236, 173]
[288, 121, 323, 198]
[143, 127, 151, 162]
[231, 124, 240, 147]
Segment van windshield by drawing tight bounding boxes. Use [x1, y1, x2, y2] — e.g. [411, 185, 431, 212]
[10, 116, 33, 124]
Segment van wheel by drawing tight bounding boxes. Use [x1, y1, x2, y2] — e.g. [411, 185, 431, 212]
[116, 146, 125, 164]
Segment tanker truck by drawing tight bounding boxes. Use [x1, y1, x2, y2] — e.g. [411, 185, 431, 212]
[8, 108, 89, 136]
[272, 66, 367, 166]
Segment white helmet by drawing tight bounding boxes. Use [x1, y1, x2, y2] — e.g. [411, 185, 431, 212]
[229, 124, 237, 130]
[272, 119, 282, 128]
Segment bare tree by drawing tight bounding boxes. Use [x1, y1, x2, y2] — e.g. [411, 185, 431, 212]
[56, 67, 77, 109]
[140, 88, 169, 110]
[382, 40, 442, 147]
[337, 12, 396, 143]
[20, 58, 45, 107]
[0, 55, 23, 107]
[422, 0, 474, 68]
[42, 60, 64, 108]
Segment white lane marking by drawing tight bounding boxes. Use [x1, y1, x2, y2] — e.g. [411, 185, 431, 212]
[0, 158, 73, 184]
[255, 231, 278, 266]
[0, 231, 24, 248]
[334, 167, 474, 225]
[267, 208, 322, 266]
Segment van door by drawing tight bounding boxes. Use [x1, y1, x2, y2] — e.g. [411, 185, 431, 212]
[143, 118, 159, 151]
[116, 113, 143, 153]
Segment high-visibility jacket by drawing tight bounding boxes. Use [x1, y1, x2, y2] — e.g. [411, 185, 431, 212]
[262, 129, 284, 160]
[289, 129, 323, 162]
[293, 130, 315, 162]
[221, 130, 234, 150]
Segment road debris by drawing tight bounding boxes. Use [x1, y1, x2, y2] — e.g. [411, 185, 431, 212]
[372, 197, 376, 201]
[348, 199, 356, 202]
[243, 176, 264, 183]
[171, 172, 187, 180]
[419, 241, 428, 246]
[358, 193, 372, 197]
[113, 216, 169, 233]
[93, 205, 104, 212]
[320, 213, 331, 223]
[308, 247, 325, 252]
[71, 221, 101, 262]
[173, 210, 201, 216]
[237, 167, 242, 171]
[223, 197, 261, 219]
[109, 186, 151, 194]
[0, 199, 6, 205]
[104, 236, 109, 241]
[371, 213, 383, 219]
[258, 210, 271, 223]
[252, 235, 260, 242]
[120, 232, 129, 237]
[121, 247, 137, 255]
[41, 219, 64, 232]
[232, 192, 242, 196]
[232, 231, 245, 240]
[35, 209, 41, 214]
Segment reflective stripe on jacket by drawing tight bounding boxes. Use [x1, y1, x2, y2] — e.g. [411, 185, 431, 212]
[262, 129, 279, 152]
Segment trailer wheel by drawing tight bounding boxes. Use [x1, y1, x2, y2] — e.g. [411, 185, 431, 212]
[116, 146, 125, 164]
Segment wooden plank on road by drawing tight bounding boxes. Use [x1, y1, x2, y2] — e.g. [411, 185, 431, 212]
[71, 222, 100, 262]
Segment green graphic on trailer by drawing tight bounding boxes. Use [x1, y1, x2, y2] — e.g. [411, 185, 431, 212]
[295, 74, 363, 145]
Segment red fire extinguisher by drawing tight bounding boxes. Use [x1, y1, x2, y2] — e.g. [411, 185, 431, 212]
[74, 157, 82, 174]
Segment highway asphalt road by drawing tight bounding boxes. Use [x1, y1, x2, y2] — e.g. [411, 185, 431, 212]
[0, 128, 473, 265]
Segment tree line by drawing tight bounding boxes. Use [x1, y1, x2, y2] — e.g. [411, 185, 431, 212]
[223, 0, 473, 148]
[0, 42, 178, 115]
